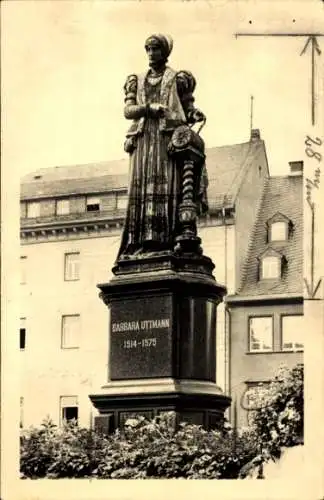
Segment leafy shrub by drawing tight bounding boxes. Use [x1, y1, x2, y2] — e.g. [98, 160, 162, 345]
[20, 417, 110, 479]
[247, 363, 304, 458]
[20, 413, 258, 479]
[96, 414, 259, 479]
[20, 364, 303, 479]
[20, 417, 57, 478]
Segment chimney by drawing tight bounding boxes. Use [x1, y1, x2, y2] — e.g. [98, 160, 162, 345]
[250, 129, 261, 142]
[289, 161, 303, 176]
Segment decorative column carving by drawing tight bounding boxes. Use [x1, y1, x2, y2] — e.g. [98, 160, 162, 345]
[168, 121, 206, 254]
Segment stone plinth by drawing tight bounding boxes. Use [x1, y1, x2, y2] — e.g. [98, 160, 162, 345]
[89, 253, 231, 431]
[90, 379, 230, 432]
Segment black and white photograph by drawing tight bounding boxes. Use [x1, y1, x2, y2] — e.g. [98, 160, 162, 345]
[1, 1, 324, 499]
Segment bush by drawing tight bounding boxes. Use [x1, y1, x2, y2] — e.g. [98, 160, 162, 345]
[247, 363, 304, 458]
[20, 417, 57, 478]
[20, 413, 259, 479]
[20, 365, 303, 479]
[20, 417, 111, 479]
[96, 414, 259, 479]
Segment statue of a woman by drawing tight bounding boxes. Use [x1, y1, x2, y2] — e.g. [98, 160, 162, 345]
[117, 34, 208, 260]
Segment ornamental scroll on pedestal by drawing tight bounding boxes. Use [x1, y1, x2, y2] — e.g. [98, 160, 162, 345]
[168, 119, 206, 255]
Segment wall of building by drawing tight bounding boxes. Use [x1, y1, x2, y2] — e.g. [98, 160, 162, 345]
[40, 199, 56, 217]
[21, 191, 127, 222]
[20, 222, 235, 427]
[199, 223, 235, 390]
[20, 233, 120, 428]
[69, 196, 86, 214]
[229, 301, 304, 427]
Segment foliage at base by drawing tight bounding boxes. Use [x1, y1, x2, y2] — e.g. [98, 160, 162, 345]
[247, 363, 304, 458]
[20, 414, 259, 479]
[20, 364, 303, 479]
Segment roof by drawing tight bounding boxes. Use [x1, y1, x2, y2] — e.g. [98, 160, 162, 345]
[206, 140, 267, 210]
[22, 159, 129, 182]
[21, 159, 129, 200]
[238, 175, 303, 297]
[20, 139, 268, 209]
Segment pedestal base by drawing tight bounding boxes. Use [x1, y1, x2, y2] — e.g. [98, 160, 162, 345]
[112, 249, 215, 278]
[90, 252, 231, 432]
[90, 379, 231, 432]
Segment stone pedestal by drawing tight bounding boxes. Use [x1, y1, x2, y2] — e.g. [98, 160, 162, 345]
[89, 254, 231, 432]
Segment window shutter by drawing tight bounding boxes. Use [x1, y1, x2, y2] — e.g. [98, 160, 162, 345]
[27, 202, 40, 218]
[57, 199, 70, 215]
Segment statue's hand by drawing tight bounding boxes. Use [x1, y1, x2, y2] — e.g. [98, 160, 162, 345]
[149, 103, 168, 118]
[191, 109, 206, 123]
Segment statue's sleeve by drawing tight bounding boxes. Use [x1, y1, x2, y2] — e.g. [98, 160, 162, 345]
[123, 74, 148, 120]
[176, 71, 198, 123]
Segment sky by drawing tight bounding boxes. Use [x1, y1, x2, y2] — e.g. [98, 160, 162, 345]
[2, 0, 324, 179]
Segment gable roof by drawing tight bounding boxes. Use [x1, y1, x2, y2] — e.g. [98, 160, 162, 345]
[20, 139, 268, 211]
[237, 175, 303, 297]
[267, 212, 290, 224]
[257, 246, 285, 260]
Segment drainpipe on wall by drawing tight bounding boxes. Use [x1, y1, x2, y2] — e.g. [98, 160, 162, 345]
[222, 206, 228, 397]
[222, 203, 232, 420]
[222, 206, 228, 287]
[224, 303, 232, 421]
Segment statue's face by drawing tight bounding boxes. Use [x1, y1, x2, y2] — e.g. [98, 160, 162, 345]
[145, 41, 165, 66]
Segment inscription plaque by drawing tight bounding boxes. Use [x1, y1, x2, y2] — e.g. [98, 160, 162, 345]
[110, 294, 173, 380]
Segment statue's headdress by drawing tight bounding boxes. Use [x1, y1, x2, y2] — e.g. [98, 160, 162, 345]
[145, 34, 173, 59]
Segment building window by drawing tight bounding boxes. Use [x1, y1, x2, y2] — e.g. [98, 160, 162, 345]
[61, 315, 80, 349]
[249, 316, 273, 352]
[261, 256, 281, 279]
[56, 199, 70, 215]
[20, 256, 27, 284]
[270, 221, 287, 241]
[60, 396, 78, 424]
[27, 201, 40, 218]
[281, 315, 304, 351]
[267, 213, 292, 243]
[86, 196, 100, 212]
[20, 318, 26, 350]
[117, 194, 128, 210]
[20, 397, 24, 428]
[64, 253, 80, 281]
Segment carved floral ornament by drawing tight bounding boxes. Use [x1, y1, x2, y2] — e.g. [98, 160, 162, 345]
[170, 125, 192, 148]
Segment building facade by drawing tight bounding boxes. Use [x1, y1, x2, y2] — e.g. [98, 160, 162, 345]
[226, 161, 304, 426]
[19, 130, 303, 428]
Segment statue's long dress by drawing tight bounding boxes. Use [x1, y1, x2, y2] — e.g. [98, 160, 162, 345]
[117, 71, 195, 259]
